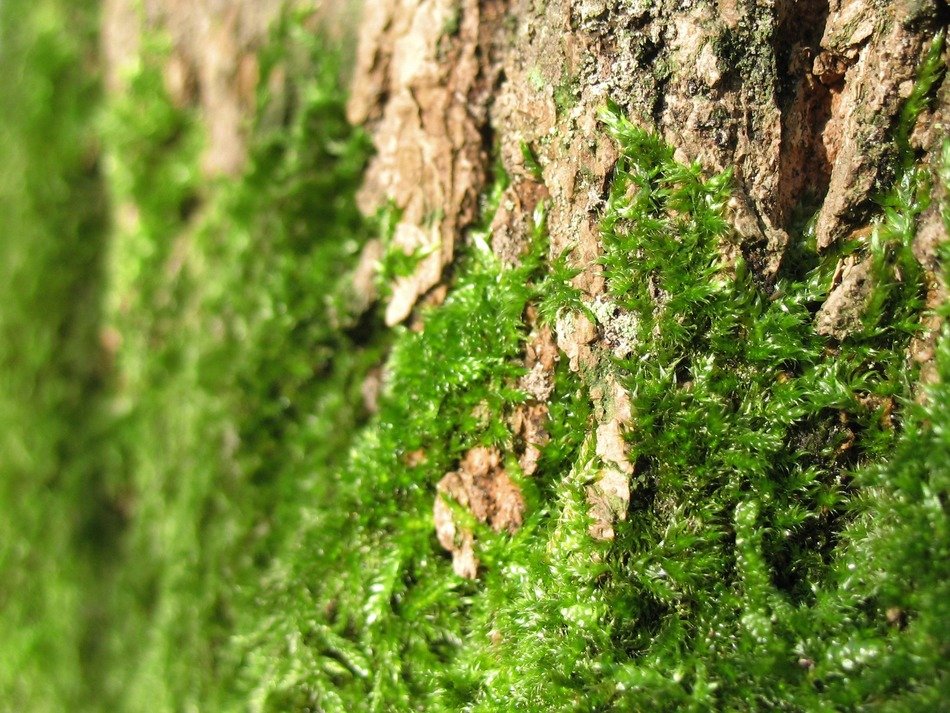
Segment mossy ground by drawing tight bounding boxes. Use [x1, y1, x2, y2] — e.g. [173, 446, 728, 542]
[0, 3, 947, 711]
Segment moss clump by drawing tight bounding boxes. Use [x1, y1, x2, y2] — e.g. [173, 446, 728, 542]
[96, 14, 384, 710]
[554, 70, 581, 116]
[0, 0, 111, 708]
[570, 104, 945, 710]
[3, 5, 948, 710]
[241, 94, 948, 712]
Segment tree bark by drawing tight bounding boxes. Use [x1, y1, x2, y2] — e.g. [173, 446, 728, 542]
[350, 0, 947, 306]
[91, 0, 950, 703]
[345, 0, 947, 556]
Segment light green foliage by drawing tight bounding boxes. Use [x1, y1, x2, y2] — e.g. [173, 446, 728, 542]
[0, 1, 111, 709]
[1, 5, 948, 711]
[553, 71, 580, 116]
[238, 157, 565, 713]
[895, 31, 945, 168]
[568, 101, 946, 709]
[97, 13, 382, 710]
[375, 203, 431, 289]
[519, 139, 544, 182]
[235, 60, 949, 712]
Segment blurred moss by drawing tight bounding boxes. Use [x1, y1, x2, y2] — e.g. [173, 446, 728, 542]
[0, 0, 112, 709]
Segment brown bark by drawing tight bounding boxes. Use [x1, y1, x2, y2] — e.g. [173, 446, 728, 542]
[99, 0, 949, 329]
[100, 0, 948, 573]
[345, 0, 948, 569]
[351, 0, 946, 302]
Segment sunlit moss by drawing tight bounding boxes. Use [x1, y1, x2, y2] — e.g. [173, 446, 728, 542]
[238, 68, 947, 711]
[4, 4, 947, 710]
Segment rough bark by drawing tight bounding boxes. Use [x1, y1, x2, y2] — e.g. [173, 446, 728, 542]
[351, 0, 946, 299]
[346, 0, 948, 572]
[100, 0, 948, 576]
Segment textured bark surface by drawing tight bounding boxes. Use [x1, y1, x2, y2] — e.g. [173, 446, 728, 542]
[352, 0, 946, 296]
[100, 0, 948, 576]
[434, 446, 525, 578]
[346, 0, 948, 568]
[347, 0, 509, 325]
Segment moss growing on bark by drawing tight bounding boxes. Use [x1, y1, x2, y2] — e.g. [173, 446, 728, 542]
[3, 6, 948, 711]
[238, 82, 948, 713]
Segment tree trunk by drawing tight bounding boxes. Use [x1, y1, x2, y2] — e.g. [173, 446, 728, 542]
[350, 0, 946, 316]
[93, 0, 950, 707]
[348, 0, 948, 561]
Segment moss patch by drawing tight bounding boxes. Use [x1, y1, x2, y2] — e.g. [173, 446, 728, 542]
[237, 89, 949, 713]
[2, 5, 948, 711]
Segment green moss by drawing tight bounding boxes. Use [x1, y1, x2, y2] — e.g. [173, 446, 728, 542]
[527, 65, 546, 93]
[375, 203, 425, 282]
[895, 30, 945, 164]
[519, 139, 544, 181]
[554, 70, 580, 115]
[0, 1, 112, 708]
[441, 3, 462, 38]
[5, 5, 949, 711]
[241, 91, 947, 710]
[95, 13, 383, 710]
[537, 244, 587, 324]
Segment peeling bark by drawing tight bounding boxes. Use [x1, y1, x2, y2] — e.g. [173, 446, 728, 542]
[434, 446, 525, 578]
[810, 0, 941, 250]
[814, 255, 875, 340]
[347, 0, 509, 325]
